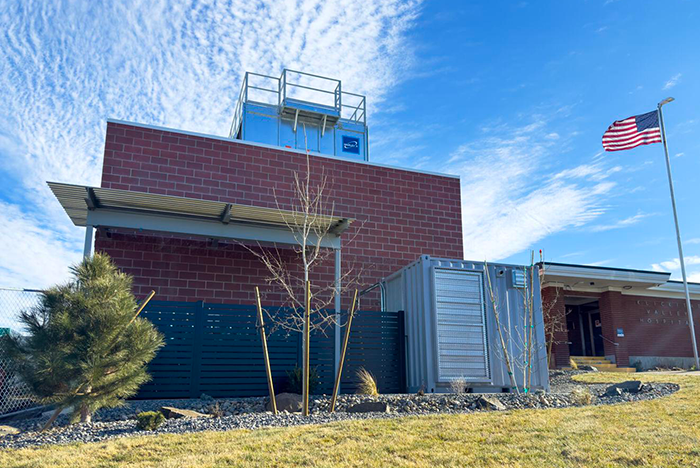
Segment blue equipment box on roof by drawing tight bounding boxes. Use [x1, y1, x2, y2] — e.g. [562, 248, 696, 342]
[229, 69, 369, 161]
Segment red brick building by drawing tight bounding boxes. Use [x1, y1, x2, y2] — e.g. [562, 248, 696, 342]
[91, 119, 463, 308]
[542, 263, 700, 371]
[46, 71, 466, 396]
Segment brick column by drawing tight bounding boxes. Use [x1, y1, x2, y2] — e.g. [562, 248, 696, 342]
[598, 291, 629, 366]
[542, 287, 570, 368]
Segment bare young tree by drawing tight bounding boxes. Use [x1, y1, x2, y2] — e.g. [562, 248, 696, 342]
[539, 264, 569, 368]
[240, 124, 365, 415]
[484, 261, 519, 393]
[485, 252, 549, 393]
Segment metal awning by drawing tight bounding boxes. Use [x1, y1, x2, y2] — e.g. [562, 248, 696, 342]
[50, 179, 349, 380]
[48, 182, 352, 249]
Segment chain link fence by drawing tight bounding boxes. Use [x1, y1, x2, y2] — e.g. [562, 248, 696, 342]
[0, 287, 42, 416]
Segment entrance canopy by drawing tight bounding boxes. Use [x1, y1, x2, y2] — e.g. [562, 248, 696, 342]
[541, 262, 670, 291]
[48, 182, 352, 250]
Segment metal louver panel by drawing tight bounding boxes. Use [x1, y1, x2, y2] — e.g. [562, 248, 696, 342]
[433, 268, 489, 381]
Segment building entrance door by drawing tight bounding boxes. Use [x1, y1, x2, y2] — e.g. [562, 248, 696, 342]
[566, 299, 604, 357]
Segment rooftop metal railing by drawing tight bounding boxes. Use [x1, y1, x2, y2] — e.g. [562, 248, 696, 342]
[229, 70, 366, 138]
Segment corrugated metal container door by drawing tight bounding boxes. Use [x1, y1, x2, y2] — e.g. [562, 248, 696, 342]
[433, 268, 490, 381]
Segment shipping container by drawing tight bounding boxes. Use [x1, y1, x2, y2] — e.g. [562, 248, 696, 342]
[384, 256, 550, 393]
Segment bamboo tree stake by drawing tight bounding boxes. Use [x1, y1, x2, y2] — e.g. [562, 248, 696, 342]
[127, 290, 156, 327]
[526, 252, 535, 391]
[303, 280, 311, 416]
[329, 289, 358, 413]
[255, 287, 277, 414]
[522, 264, 529, 391]
[41, 408, 64, 432]
[485, 263, 519, 394]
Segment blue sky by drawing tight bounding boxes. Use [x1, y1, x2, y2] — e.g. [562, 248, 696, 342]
[0, 0, 698, 288]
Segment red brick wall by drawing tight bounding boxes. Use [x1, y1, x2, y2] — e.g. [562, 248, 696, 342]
[598, 291, 628, 365]
[95, 122, 464, 307]
[620, 294, 700, 360]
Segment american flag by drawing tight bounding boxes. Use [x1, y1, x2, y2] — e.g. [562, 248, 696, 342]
[602, 110, 662, 152]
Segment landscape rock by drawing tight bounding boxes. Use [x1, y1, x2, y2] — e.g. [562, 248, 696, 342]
[347, 401, 390, 413]
[0, 373, 679, 450]
[0, 425, 21, 437]
[267, 393, 303, 413]
[606, 380, 643, 395]
[160, 407, 208, 419]
[578, 365, 598, 372]
[605, 387, 623, 397]
[475, 396, 506, 411]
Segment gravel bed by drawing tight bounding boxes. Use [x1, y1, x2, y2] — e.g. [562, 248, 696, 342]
[0, 371, 679, 450]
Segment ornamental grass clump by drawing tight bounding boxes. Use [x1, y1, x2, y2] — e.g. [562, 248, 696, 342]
[287, 365, 320, 395]
[450, 376, 467, 394]
[355, 367, 378, 396]
[208, 401, 224, 418]
[0, 253, 164, 429]
[570, 387, 593, 406]
[136, 411, 165, 431]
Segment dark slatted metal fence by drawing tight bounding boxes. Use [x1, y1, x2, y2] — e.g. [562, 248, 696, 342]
[342, 309, 406, 394]
[137, 301, 405, 399]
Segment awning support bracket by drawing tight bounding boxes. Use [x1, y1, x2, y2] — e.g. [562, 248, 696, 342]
[221, 203, 232, 224]
[329, 218, 349, 235]
[84, 187, 99, 210]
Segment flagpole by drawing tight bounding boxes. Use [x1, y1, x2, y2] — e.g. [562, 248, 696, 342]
[657, 97, 700, 370]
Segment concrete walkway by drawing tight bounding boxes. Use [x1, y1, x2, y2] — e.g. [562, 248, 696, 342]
[643, 370, 700, 376]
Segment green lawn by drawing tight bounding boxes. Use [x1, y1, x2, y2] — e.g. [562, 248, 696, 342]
[2, 373, 700, 467]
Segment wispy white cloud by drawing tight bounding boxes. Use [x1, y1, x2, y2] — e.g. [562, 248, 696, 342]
[675, 119, 698, 135]
[560, 251, 587, 259]
[652, 255, 700, 284]
[687, 238, 700, 245]
[663, 73, 682, 90]
[0, 0, 421, 287]
[652, 256, 700, 272]
[585, 259, 614, 267]
[552, 163, 621, 182]
[448, 116, 616, 260]
[0, 201, 80, 288]
[589, 211, 653, 232]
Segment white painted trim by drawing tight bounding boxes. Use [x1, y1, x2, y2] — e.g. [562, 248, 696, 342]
[543, 285, 618, 294]
[650, 281, 700, 295]
[543, 263, 670, 285]
[624, 287, 700, 300]
[106, 118, 461, 180]
[543, 281, 700, 300]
